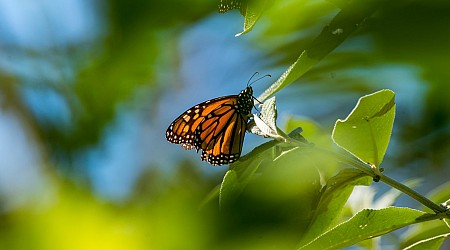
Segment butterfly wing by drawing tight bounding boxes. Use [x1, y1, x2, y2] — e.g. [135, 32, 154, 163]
[195, 100, 248, 165]
[166, 86, 254, 166]
[166, 95, 240, 151]
[166, 95, 248, 166]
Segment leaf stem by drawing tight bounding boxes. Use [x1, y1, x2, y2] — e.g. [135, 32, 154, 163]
[380, 174, 447, 213]
[313, 147, 448, 214]
[279, 132, 448, 214]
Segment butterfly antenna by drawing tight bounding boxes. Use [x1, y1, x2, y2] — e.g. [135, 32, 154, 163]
[247, 72, 260, 86]
[249, 73, 271, 86]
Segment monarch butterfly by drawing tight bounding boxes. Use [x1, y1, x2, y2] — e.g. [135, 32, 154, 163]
[166, 74, 268, 166]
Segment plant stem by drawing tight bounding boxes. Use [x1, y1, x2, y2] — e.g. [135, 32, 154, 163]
[312, 147, 448, 214]
[380, 174, 446, 213]
[275, 126, 448, 214]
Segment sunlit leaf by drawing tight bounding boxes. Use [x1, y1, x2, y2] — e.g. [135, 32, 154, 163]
[251, 97, 283, 139]
[403, 233, 450, 250]
[299, 207, 432, 250]
[401, 219, 450, 250]
[252, 115, 278, 138]
[332, 89, 396, 166]
[400, 182, 450, 248]
[218, 0, 247, 15]
[218, 0, 269, 36]
[259, 96, 277, 129]
[236, 0, 269, 36]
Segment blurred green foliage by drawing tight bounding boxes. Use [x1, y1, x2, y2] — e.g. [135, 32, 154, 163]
[1, 0, 450, 249]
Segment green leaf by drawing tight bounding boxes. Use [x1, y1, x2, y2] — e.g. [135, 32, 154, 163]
[400, 182, 450, 249]
[332, 89, 396, 166]
[299, 207, 432, 250]
[285, 117, 322, 139]
[249, 146, 322, 227]
[252, 115, 282, 140]
[199, 184, 220, 209]
[257, 1, 379, 101]
[401, 211, 450, 248]
[398, 182, 450, 248]
[234, 140, 278, 163]
[236, 0, 269, 36]
[219, 156, 265, 208]
[231, 157, 264, 188]
[251, 97, 284, 140]
[300, 168, 372, 244]
[257, 50, 319, 102]
[250, 96, 276, 135]
[260, 96, 277, 129]
[403, 233, 450, 250]
[401, 220, 450, 249]
[285, 117, 333, 149]
[219, 170, 239, 208]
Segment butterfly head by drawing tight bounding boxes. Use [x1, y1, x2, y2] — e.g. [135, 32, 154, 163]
[241, 85, 253, 96]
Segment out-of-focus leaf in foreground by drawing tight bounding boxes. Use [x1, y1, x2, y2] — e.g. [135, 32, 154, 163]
[258, 0, 380, 101]
[300, 168, 372, 244]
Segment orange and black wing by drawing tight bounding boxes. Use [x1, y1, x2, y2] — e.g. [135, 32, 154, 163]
[195, 99, 248, 165]
[166, 95, 248, 165]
